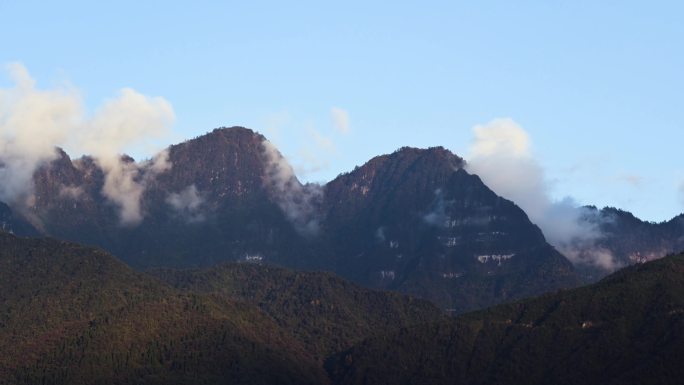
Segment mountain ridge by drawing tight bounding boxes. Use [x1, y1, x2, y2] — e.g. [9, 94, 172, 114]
[3, 126, 579, 312]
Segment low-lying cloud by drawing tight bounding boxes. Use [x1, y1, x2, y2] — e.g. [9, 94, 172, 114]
[0, 62, 175, 224]
[59, 185, 84, 200]
[166, 184, 205, 223]
[423, 189, 452, 226]
[261, 139, 323, 236]
[466, 118, 619, 271]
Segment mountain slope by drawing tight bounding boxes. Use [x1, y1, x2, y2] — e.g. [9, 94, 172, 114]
[327, 252, 684, 385]
[322, 146, 578, 311]
[0, 233, 327, 385]
[0, 232, 450, 384]
[151, 263, 446, 362]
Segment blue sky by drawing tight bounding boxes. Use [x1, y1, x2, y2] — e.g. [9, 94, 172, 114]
[1, 1, 682, 221]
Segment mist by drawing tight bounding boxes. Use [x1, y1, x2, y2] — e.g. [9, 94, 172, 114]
[423, 189, 452, 226]
[466, 118, 619, 271]
[166, 184, 205, 223]
[261, 139, 323, 236]
[0, 63, 175, 224]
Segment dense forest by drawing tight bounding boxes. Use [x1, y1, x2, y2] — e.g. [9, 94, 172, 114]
[3, 230, 684, 384]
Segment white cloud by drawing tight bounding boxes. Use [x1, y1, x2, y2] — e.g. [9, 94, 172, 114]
[167, 184, 205, 223]
[470, 118, 530, 158]
[0, 62, 175, 225]
[466, 118, 620, 271]
[0, 62, 82, 202]
[331, 107, 350, 134]
[81, 88, 175, 225]
[261, 139, 323, 236]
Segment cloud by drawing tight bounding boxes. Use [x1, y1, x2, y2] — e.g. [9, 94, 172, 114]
[261, 139, 323, 236]
[375, 227, 386, 242]
[331, 107, 350, 134]
[59, 185, 84, 199]
[467, 119, 548, 221]
[81, 89, 174, 225]
[166, 184, 205, 223]
[0, 62, 82, 202]
[0, 63, 175, 224]
[423, 189, 451, 226]
[617, 174, 644, 187]
[291, 126, 337, 176]
[470, 118, 530, 158]
[679, 180, 684, 207]
[466, 118, 620, 271]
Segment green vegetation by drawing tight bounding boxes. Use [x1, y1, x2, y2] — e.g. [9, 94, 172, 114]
[151, 263, 445, 362]
[327, 253, 684, 385]
[5, 228, 684, 385]
[0, 234, 324, 384]
[0, 233, 443, 384]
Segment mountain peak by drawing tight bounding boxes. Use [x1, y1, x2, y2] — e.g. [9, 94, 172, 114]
[386, 145, 464, 170]
[160, 126, 273, 195]
[328, 146, 465, 202]
[189, 125, 265, 143]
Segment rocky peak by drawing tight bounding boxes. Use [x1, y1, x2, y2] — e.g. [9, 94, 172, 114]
[156, 126, 281, 201]
[324, 146, 465, 221]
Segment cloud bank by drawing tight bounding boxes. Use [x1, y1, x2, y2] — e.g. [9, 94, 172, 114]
[466, 118, 619, 271]
[0, 62, 175, 224]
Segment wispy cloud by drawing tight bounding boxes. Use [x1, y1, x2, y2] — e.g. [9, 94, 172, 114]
[331, 107, 350, 134]
[617, 174, 644, 187]
[166, 184, 205, 223]
[261, 139, 323, 236]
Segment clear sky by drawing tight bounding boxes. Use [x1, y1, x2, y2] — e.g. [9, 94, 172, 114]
[1, 1, 682, 222]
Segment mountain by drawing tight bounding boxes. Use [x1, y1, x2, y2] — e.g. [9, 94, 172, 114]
[575, 206, 684, 281]
[321, 146, 578, 311]
[0, 232, 443, 384]
[27, 128, 314, 269]
[327, 251, 684, 385]
[10, 126, 578, 312]
[150, 263, 445, 362]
